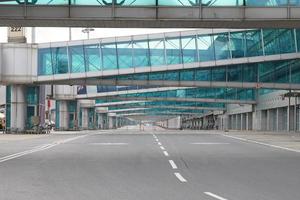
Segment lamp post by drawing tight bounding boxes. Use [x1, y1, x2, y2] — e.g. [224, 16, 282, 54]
[82, 28, 95, 39]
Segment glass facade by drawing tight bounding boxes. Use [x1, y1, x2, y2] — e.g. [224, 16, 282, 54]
[109, 87, 256, 101]
[38, 29, 300, 76]
[103, 59, 300, 85]
[2, 0, 300, 6]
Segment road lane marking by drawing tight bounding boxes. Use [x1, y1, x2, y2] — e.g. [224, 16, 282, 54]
[160, 146, 165, 150]
[204, 192, 228, 200]
[89, 143, 128, 146]
[222, 134, 300, 153]
[174, 173, 187, 183]
[0, 135, 88, 164]
[163, 151, 169, 157]
[191, 142, 230, 145]
[155, 139, 159, 142]
[158, 142, 162, 145]
[169, 160, 178, 169]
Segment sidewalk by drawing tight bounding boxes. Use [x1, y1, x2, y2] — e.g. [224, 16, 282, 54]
[223, 130, 300, 152]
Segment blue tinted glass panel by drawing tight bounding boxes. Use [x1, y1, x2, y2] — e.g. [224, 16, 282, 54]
[159, 0, 196, 6]
[230, 32, 246, 58]
[203, 0, 243, 6]
[38, 48, 52, 75]
[263, 29, 280, 55]
[52, 47, 68, 74]
[101, 43, 118, 70]
[278, 29, 296, 54]
[214, 33, 230, 60]
[195, 69, 211, 81]
[246, 0, 288, 6]
[69, 45, 86, 73]
[149, 39, 165, 66]
[198, 35, 215, 61]
[133, 40, 150, 67]
[227, 65, 242, 82]
[117, 41, 133, 69]
[181, 36, 197, 63]
[212, 67, 226, 81]
[291, 60, 300, 83]
[180, 70, 194, 81]
[165, 37, 182, 65]
[245, 30, 263, 57]
[243, 63, 257, 82]
[84, 44, 101, 72]
[297, 29, 300, 52]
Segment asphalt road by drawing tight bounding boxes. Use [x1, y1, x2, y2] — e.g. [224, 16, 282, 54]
[0, 130, 300, 200]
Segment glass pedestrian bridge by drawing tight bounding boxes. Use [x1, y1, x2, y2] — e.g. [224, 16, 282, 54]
[1, 0, 300, 6]
[1, 0, 300, 28]
[37, 28, 300, 90]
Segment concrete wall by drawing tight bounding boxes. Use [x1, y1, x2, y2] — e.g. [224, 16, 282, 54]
[218, 90, 300, 132]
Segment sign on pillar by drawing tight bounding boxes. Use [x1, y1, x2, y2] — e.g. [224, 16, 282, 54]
[7, 27, 27, 43]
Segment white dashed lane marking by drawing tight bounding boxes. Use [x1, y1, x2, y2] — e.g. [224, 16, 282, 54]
[204, 192, 228, 200]
[168, 160, 178, 169]
[174, 173, 187, 183]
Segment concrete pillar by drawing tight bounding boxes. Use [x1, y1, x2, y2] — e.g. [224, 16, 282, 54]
[10, 85, 27, 132]
[56, 100, 68, 130]
[109, 116, 116, 129]
[276, 108, 279, 131]
[246, 113, 249, 131]
[81, 108, 88, 130]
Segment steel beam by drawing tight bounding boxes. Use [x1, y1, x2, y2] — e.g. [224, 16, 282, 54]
[1, 5, 300, 28]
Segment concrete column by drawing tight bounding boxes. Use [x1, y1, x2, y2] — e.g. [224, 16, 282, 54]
[81, 108, 89, 130]
[10, 85, 27, 132]
[57, 100, 68, 130]
[267, 109, 270, 131]
[276, 108, 279, 131]
[109, 116, 116, 129]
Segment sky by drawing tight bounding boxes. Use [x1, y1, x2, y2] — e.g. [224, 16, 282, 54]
[0, 27, 192, 43]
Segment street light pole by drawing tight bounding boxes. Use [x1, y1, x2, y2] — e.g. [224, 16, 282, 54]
[82, 28, 95, 39]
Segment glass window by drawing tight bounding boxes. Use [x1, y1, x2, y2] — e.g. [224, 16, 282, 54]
[149, 39, 165, 66]
[71, 0, 111, 5]
[181, 36, 198, 63]
[38, 48, 52, 75]
[274, 60, 290, 83]
[84, 44, 101, 72]
[259, 61, 274, 82]
[180, 70, 194, 81]
[230, 32, 246, 58]
[291, 59, 300, 83]
[133, 40, 150, 67]
[51, 47, 68, 74]
[263, 29, 280, 55]
[149, 72, 164, 80]
[117, 41, 133, 69]
[290, 0, 300, 6]
[296, 29, 300, 52]
[202, 0, 243, 6]
[198, 35, 215, 61]
[195, 69, 211, 81]
[101, 43, 118, 70]
[243, 63, 258, 82]
[278, 29, 296, 54]
[69, 45, 86, 73]
[159, 0, 196, 6]
[165, 37, 182, 65]
[213, 33, 231, 60]
[165, 71, 179, 81]
[245, 30, 263, 57]
[212, 67, 226, 81]
[246, 0, 288, 6]
[227, 65, 242, 82]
